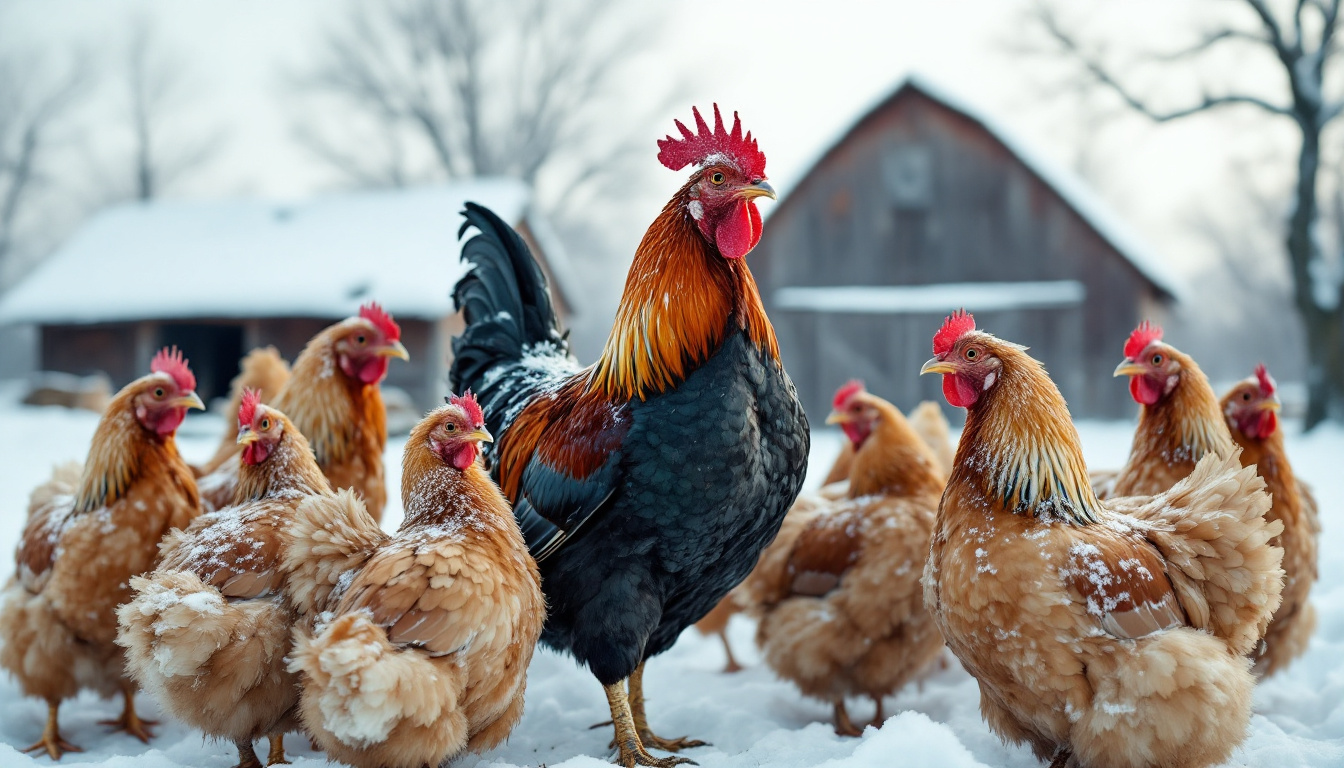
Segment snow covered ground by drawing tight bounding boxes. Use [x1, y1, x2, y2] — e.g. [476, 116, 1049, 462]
[0, 390, 1340, 768]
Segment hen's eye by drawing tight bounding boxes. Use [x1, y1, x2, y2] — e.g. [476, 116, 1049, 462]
[355, 335, 367, 345]
[445, 423, 457, 432]
[1151, 354, 1163, 365]
[154, 387, 165, 398]
[1243, 393, 1251, 401]
[260, 418, 270, 430]
[711, 172, 725, 185]
[965, 348, 978, 360]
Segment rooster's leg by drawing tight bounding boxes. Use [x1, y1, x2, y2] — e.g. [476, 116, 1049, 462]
[716, 629, 743, 673]
[98, 683, 158, 742]
[833, 700, 862, 737]
[21, 700, 83, 760]
[233, 738, 263, 768]
[626, 662, 708, 752]
[869, 696, 885, 729]
[266, 732, 288, 765]
[603, 680, 694, 768]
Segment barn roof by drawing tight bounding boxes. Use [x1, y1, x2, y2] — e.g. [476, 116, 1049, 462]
[777, 73, 1183, 300]
[0, 178, 573, 325]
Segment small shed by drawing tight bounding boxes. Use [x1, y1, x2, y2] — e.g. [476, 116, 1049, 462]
[0, 179, 575, 411]
[752, 74, 1180, 420]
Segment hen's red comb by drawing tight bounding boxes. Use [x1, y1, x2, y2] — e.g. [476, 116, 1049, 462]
[151, 346, 196, 392]
[1124, 321, 1163, 360]
[1255, 364, 1277, 397]
[657, 104, 766, 179]
[238, 388, 261, 429]
[933, 310, 975, 356]
[832, 380, 865, 409]
[359, 301, 401, 342]
[450, 390, 484, 428]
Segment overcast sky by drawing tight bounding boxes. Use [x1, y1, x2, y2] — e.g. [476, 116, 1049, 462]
[3, 0, 1319, 277]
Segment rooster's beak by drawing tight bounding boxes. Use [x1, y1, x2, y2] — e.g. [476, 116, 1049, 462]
[825, 410, 849, 425]
[469, 427, 494, 444]
[175, 392, 206, 411]
[920, 357, 955, 376]
[1113, 360, 1145, 378]
[739, 179, 776, 201]
[1258, 397, 1282, 413]
[378, 340, 410, 360]
[237, 428, 258, 446]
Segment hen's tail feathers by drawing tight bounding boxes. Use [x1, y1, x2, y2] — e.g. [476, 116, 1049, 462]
[28, 461, 82, 518]
[908, 401, 955, 478]
[290, 612, 468, 758]
[1123, 451, 1285, 657]
[196, 347, 291, 477]
[282, 489, 389, 617]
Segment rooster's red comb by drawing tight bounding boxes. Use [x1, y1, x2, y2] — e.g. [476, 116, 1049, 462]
[1255, 364, 1277, 397]
[832, 380, 866, 409]
[657, 104, 766, 179]
[933, 310, 975, 356]
[151, 346, 196, 392]
[359, 301, 401, 342]
[1124, 321, 1163, 360]
[449, 390, 484, 428]
[238, 388, 262, 429]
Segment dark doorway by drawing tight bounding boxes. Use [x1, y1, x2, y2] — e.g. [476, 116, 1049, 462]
[158, 323, 244, 404]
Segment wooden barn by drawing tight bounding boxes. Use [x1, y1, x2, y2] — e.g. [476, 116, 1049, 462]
[752, 75, 1181, 420]
[0, 179, 575, 412]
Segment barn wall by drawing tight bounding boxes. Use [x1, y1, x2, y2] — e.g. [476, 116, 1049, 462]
[755, 88, 1163, 420]
[41, 323, 141, 384]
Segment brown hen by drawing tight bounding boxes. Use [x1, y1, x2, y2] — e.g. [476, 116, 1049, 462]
[194, 346, 291, 477]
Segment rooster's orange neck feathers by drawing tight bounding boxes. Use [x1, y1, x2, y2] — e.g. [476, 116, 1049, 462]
[953, 340, 1101, 525]
[588, 185, 778, 402]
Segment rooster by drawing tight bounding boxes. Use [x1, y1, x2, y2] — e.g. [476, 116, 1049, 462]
[197, 303, 407, 522]
[284, 393, 544, 768]
[0, 348, 204, 759]
[1222, 364, 1319, 675]
[1109, 321, 1236, 498]
[117, 391, 332, 768]
[920, 311, 1284, 768]
[450, 105, 809, 767]
[736, 385, 946, 736]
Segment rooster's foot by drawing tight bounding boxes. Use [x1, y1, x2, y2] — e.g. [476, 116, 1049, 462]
[604, 680, 696, 768]
[625, 661, 708, 752]
[22, 701, 83, 760]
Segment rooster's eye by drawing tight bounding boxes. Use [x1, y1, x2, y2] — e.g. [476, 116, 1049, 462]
[710, 172, 725, 185]
[154, 387, 165, 398]
[260, 418, 270, 430]
[1151, 354, 1163, 365]
[965, 348, 978, 361]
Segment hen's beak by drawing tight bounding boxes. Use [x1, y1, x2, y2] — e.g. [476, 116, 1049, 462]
[1113, 360, 1145, 378]
[1258, 397, 1282, 412]
[921, 357, 955, 376]
[175, 392, 206, 411]
[237, 428, 258, 446]
[739, 179, 776, 201]
[378, 340, 410, 360]
[468, 427, 494, 444]
[825, 410, 849, 425]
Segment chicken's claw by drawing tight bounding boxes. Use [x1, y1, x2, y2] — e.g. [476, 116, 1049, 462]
[603, 680, 696, 768]
[22, 702, 82, 760]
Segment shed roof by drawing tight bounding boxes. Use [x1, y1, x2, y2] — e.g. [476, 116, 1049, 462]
[0, 179, 565, 325]
[776, 73, 1183, 300]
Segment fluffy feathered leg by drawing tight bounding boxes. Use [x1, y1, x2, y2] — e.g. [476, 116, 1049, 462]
[21, 700, 82, 760]
[98, 682, 158, 742]
[603, 681, 694, 768]
[626, 662, 706, 752]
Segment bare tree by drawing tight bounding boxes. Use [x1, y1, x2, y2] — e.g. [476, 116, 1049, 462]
[1034, 0, 1344, 429]
[295, 0, 675, 220]
[0, 46, 88, 284]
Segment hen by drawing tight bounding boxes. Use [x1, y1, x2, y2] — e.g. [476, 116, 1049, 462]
[821, 384, 955, 486]
[195, 346, 291, 477]
[736, 385, 946, 736]
[0, 348, 204, 759]
[920, 311, 1284, 768]
[117, 391, 332, 768]
[450, 105, 809, 767]
[285, 393, 544, 768]
[1222, 364, 1319, 675]
[1109, 321, 1236, 497]
[197, 303, 407, 522]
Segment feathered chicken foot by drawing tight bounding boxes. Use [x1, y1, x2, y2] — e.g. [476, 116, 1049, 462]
[715, 629, 743, 673]
[833, 701, 862, 737]
[626, 662, 708, 752]
[266, 733, 288, 765]
[98, 685, 158, 742]
[21, 700, 83, 760]
[233, 738, 263, 768]
[603, 681, 694, 768]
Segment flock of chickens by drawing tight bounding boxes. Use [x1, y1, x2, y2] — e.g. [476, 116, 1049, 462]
[0, 104, 1320, 768]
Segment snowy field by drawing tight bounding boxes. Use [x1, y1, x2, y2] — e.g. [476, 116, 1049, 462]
[0, 388, 1341, 768]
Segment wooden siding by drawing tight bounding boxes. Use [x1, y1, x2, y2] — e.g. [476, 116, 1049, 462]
[755, 87, 1168, 420]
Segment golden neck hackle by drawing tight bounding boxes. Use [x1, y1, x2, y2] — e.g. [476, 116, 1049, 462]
[74, 377, 194, 514]
[848, 399, 946, 499]
[275, 323, 388, 467]
[587, 185, 779, 402]
[234, 421, 331, 504]
[1129, 350, 1234, 468]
